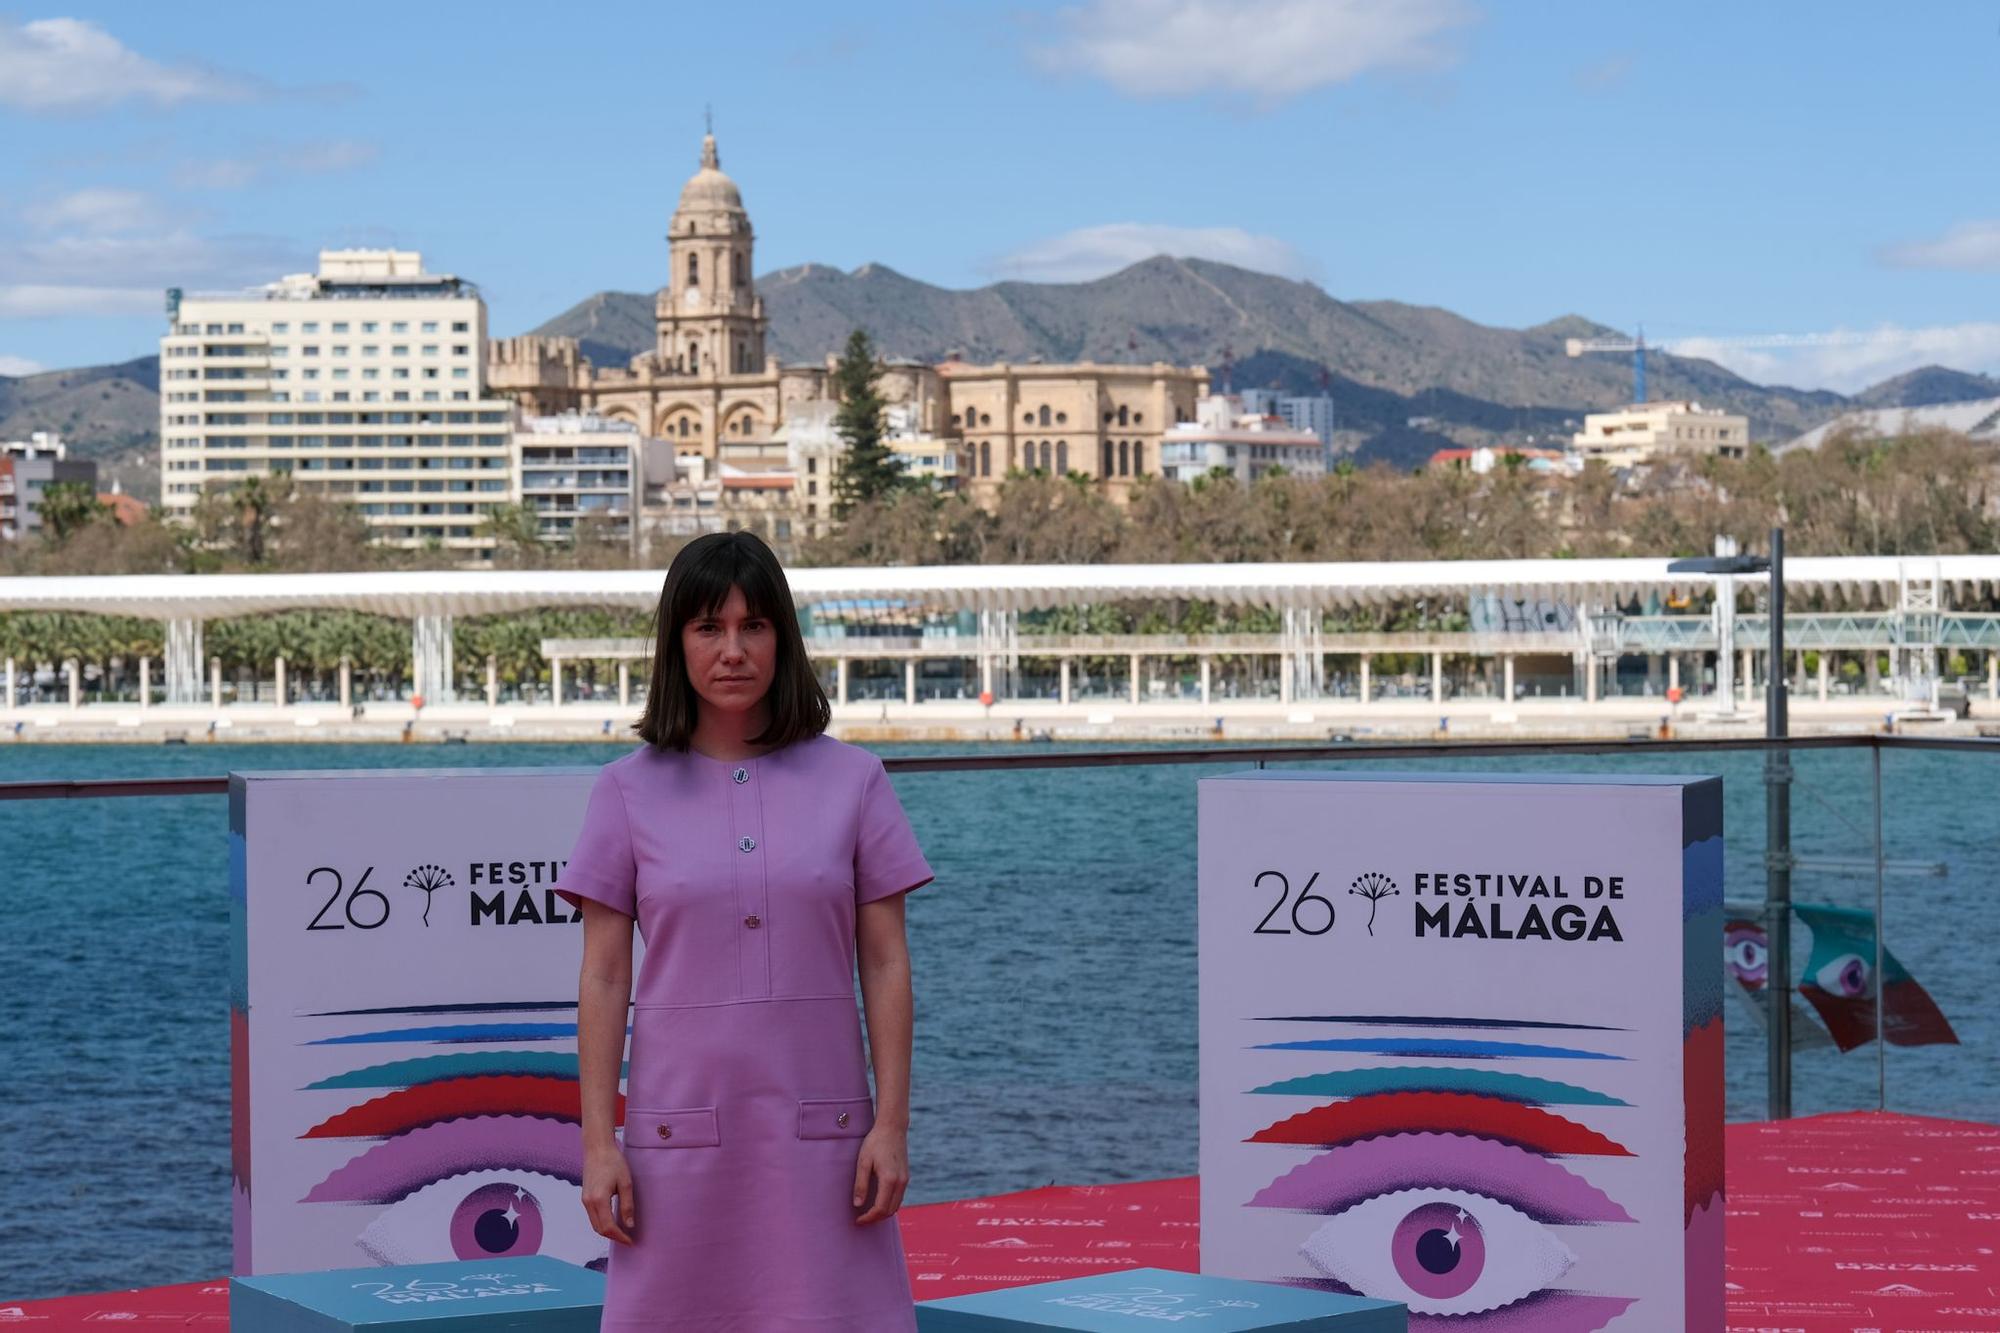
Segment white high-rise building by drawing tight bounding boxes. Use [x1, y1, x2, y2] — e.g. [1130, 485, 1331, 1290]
[159, 249, 517, 559]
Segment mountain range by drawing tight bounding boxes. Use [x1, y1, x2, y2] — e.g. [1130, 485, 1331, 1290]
[531, 256, 1988, 463]
[10, 255, 2000, 503]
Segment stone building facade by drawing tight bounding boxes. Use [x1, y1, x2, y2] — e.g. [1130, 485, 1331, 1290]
[488, 133, 1208, 513]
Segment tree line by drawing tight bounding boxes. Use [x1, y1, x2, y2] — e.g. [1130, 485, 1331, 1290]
[804, 425, 2000, 567]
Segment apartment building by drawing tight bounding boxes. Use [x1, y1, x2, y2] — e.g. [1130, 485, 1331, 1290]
[159, 250, 517, 559]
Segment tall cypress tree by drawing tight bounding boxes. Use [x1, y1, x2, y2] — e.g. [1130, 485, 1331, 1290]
[831, 329, 906, 516]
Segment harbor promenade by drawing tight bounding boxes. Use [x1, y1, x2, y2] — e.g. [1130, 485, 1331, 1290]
[0, 689, 1982, 743]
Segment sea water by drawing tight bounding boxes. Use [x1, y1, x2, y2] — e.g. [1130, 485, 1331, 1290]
[2, 740, 1993, 1299]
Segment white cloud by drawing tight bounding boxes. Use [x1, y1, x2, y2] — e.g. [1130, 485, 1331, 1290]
[174, 139, 379, 190]
[0, 17, 256, 112]
[21, 187, 170, 234]
[1880, 220, 2000, 272]
[988, 222, 1319, 283]
[1035, 0, 1475, 102]
[0, 229, 302, 288]
[0, 285, 160, 317]
[0, 226, 306, 322]
[1673, 324, 2000, 394]
[0, 354, 45, 376]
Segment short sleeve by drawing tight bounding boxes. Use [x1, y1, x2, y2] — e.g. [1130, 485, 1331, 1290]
[854, 758, 934, 905]
[555, 768, 637, 917]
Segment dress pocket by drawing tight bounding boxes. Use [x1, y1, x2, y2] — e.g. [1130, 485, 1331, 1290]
[797, 1095, 873, 1140]
[625, 1105, 720, 1149]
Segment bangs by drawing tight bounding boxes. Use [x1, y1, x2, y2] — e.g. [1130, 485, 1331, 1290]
[668, 538, 782, 626]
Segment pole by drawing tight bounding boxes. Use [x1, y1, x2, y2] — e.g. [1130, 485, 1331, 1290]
[1765, 527, 1792, 1119]
[1872, 743, 1886, 1111]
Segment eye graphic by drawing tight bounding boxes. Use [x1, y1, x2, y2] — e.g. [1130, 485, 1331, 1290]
[1724, 922, 1768, 989]
[1300, 1188, 1572, 1316]
[1250, 1132, 1631, 1323]
[308, 1116, 599, 1269]
[353, 1168, 601, 1268]
[1814, 952, 1872, 998]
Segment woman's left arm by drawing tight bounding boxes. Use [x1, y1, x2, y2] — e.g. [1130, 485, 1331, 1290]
[853, 893, 913, 1224]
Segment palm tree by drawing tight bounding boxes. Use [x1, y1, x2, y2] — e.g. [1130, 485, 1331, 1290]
[34, 482, 108, 543]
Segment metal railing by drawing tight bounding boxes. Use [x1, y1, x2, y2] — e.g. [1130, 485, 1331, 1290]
[3, 731, 1995, 1124]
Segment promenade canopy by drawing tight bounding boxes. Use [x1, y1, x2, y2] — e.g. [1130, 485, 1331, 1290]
[2, 555, 1997, 620]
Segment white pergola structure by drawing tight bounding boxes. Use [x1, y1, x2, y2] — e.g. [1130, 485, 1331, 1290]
[3, 555, 1999, 709]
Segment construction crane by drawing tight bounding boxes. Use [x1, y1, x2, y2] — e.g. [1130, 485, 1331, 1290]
[1566, 328, 1916, 404]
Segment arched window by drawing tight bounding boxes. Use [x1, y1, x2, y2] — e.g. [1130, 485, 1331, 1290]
[687, 252, 699, 289]
[734, 252, 747, 287]
[979, 440, 991, 476]
[720, 252, 729, 290]
[1132, 441, 1145, 475]
[1101, 440, 1114, 475]
[1039, 440, 1052, 471]
[677, 417, 691, 438]
[735, 340, 746, 372]
[1117, 404, 1129, 426]
[1056, 440, 1068, 474]
[688, 342, 699, 372]
[1118, 439, 1130, 476]
[1037, 405, 1051, 427]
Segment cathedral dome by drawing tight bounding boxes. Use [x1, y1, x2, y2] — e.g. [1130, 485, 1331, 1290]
[677, 134, 744, 215]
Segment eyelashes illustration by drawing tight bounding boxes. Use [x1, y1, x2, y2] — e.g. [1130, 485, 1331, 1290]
[300, 1006, 622, 1272]
[1243, 1014, 1637, 1328]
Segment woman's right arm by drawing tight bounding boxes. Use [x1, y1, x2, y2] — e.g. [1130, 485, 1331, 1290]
[577, 898, 637, 1245]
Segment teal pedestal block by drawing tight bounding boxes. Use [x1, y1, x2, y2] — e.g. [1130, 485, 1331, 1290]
[918, 1267, 1406, 1331]
[230, 1256, 604, 1331]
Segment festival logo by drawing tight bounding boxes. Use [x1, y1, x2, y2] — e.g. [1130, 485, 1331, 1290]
[1240, 1014, 1637, 1327]
[295, 1003, 619, 1272]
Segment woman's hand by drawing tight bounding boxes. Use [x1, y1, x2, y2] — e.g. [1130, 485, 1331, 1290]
[852, 1124, 910, 1225]
[583, 1140, 637, 1245]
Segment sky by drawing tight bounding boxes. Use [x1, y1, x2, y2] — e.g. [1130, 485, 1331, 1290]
[3, 0, 1998, 393]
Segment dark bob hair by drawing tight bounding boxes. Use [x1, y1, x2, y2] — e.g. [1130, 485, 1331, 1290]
[636, 530, 830, 751]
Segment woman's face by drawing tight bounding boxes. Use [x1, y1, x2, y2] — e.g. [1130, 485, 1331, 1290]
[680, 585, 777, 719]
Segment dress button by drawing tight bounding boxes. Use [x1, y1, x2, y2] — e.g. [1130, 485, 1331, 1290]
[836, 1111, 851, 1128]
[733, 767, 749, 784]
[738, 836, 756, 852]
[744, 914, 761, 929]
[657, 1123, 672, 1141]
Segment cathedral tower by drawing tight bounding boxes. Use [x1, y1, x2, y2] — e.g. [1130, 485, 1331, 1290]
[655, 133, 766, 379]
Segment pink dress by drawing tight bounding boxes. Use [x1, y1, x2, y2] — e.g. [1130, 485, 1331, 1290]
[557, 734, 933, 1331]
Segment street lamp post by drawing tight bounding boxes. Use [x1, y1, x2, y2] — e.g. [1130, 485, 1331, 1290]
[1671, 527, 1790, 1118]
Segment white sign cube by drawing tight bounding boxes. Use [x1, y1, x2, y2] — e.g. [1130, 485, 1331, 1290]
[1198, 771, 1723, 1328]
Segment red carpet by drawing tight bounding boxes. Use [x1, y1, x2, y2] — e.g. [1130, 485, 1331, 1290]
[8, 1113, 1998, 1330]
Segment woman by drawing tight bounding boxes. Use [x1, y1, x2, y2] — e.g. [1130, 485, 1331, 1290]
[555, 530, 933, 1331]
